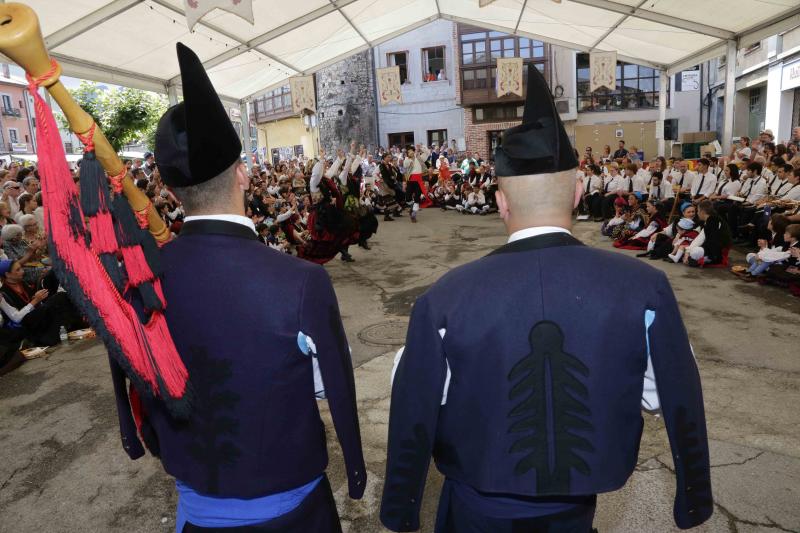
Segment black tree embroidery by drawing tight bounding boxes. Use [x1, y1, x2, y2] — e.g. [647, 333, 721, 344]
[507, 321, 595, 493]
[185, 347, 241, 493]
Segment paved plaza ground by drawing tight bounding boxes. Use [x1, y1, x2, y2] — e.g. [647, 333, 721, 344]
[0, 209, 798, 533]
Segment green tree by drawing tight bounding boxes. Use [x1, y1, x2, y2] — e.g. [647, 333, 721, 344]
[59, 81, 168, 152]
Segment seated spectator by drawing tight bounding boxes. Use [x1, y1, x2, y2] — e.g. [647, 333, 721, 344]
[33, 192, 44, 232]
[0, 260, 85, 347]
[764, 224, 800, 287]
[680, 201, 732, 266]
[13, 193, 37, 224]
[2, 224, 47, 285]
[740, 231, 788, 279]
[0, 201, 14, 227]
[618, 199, 667, 250]
[601, 196, 628, 238]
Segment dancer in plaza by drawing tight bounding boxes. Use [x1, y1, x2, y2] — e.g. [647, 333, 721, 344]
[403, 144, 432, 222]
[382, 65, 712, 533]
[142, 43, 365, 532]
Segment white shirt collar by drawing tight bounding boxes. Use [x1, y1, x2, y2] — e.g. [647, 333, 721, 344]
[183, 214, 256, 234]
[508, 226, 571, 243]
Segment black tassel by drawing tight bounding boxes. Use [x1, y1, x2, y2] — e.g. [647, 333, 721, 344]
[99, 253, 125, 292]
[78, 152, 111, 216]
[67, 200, 87, 243]
[137, 281, 164, 312]
[111, 194, 143, 247]
[140, 234, 162, 278]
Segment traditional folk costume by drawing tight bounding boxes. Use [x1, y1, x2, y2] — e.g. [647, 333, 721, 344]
[402, 146, 433, 221]
[300, 156, 359, 263]
[381, 65, 712, 533]
[343, 155, 379, 250]
[377, 159, 403, 220]
[134, 44, 364, 532]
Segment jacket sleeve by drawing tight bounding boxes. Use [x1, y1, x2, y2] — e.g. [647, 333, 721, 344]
[299, 265, 366, 499]
[380, 295, 447, 532]
[647, 273, 713, 529]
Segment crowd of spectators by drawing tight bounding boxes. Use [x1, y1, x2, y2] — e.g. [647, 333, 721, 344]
[0, 160, 86, 375]
[578, 126, 800, 297]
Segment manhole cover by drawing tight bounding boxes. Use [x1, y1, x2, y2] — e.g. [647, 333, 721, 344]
[358, 321, 409, 346]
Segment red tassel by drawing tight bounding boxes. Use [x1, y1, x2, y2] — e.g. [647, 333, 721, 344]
[120, 246, 154, 286]
[29, 62, 188, 411]
[144, 313, 188, 398]
[89, 210, 119, 255]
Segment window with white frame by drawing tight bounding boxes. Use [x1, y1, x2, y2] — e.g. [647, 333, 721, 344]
[422, 47, 446, 82]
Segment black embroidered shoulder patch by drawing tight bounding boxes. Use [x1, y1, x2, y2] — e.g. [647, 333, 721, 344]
[507, 321, 595, 493]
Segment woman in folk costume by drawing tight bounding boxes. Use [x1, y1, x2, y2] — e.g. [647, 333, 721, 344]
[402, 144, 432, 222]
[301, 150, 358, 263]
[377, 152, 403, 220]
[343, 149, 379, 250]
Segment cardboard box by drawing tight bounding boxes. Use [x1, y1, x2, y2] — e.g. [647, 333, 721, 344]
[699, 143, 716, 157]
[680, 132, 695, 143]
[680, 131, 716, 144]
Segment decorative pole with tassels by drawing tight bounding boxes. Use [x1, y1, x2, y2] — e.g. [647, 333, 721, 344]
[0, 3, 191, 417]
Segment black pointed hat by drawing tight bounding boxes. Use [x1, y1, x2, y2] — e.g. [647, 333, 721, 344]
[493, 65, 577, 177]
[155, 43, 241, 188]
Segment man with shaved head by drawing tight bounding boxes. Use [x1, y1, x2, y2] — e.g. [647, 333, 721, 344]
[381, 66, 713, 533]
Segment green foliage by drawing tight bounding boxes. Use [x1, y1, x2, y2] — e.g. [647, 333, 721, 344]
[62, 81, 168, 152]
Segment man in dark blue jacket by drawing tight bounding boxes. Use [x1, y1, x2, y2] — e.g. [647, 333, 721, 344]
[112, 43, 366, 533]
[381, 65, 712, 532]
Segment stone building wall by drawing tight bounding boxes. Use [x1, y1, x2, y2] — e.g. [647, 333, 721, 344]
[315, 50, 378, 154]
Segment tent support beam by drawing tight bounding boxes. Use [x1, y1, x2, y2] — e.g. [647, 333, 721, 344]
[329, 0, 371, 47]
[666, 42, 726, 77]
[722, 40, 737, 154]
[513, 0, 528, 34]
[440, 13, 667, 71]
[45, 0, 143, 49]
[150, 0, 302, 78]
[588, 0, 646, 51]
[567, 0, 734, 40]
[177, 0, 360, 82]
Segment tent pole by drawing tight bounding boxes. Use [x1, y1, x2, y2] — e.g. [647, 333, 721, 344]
[240, 101, 253, 171]
[658, 71, 667, 157]
[722, 40, 737, 155]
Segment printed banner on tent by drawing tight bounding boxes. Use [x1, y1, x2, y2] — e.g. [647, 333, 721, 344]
[377, 66, 403, 105]
[289, 76, 316, 114]
[590, 51, 617, 92]
[184, 0, 254, 31]
[496, 57, 523, 97]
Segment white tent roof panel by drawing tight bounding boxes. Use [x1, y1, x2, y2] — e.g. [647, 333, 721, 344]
[601, 18, 721, 65]
[9, 0, 800, 102]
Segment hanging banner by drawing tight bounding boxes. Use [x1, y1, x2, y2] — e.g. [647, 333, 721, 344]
[590, 51, 617, 92]
[289, 75, 316, 114]
[377, 66, 403, 105]
[184, 0, 254, 31]
[496, 57, 523, 97]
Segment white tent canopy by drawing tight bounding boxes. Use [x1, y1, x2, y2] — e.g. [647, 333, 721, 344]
[17, 0, 800, 104]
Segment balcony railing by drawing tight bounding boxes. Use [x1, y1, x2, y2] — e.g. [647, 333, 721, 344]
[8, 142, 28, 152]
[1, 107, 21, 117]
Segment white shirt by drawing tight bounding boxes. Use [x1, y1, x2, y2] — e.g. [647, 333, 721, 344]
[183, 214, 256, 235]
[691, 171, 717, 198]
[780, 182, 800, 201]
[746, 177, 768, 203]
[714, 179, 741, 198]
[631, 173, 647, 194]
[675, 170, 695, 190]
